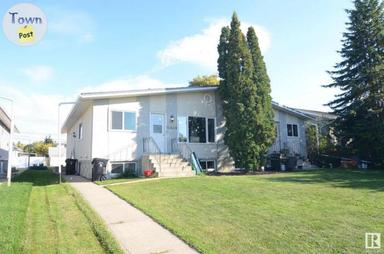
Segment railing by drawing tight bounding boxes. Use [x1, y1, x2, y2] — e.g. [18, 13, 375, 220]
[143, 137, 162, 172]
[172, 140, 193, 162]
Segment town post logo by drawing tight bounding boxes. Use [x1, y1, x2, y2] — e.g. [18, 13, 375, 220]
[2, 3, 47, 46]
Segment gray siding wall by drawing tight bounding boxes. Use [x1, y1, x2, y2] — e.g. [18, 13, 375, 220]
[269, 110, 307, 157]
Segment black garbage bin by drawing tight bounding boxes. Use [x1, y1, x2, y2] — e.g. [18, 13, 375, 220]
[91, 158, 109, 181]
[270, 153, 281, 171]
[65, 159, 77, 175]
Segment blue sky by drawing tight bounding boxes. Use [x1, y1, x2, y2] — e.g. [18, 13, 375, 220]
[0, 0, 352, 142]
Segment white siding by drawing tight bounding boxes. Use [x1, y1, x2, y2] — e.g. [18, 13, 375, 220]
[66, 106, 93, 178]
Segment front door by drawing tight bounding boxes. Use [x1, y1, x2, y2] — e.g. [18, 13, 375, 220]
[150, 113, 166, 152]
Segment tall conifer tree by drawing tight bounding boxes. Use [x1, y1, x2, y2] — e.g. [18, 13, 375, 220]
[218, 13, 261, 170]
[324, 0, 384, 165]
[246, 27, 275, 163]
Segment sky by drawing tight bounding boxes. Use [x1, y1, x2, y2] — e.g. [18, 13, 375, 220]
[0, 0, 353, 143]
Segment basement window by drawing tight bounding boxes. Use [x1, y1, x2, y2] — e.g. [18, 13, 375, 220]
[199, 160, 215, 171]
[111, 162, 137, 175]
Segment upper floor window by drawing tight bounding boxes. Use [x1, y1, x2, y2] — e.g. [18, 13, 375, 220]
[182, 116, 215, 143]
[111, 111, 136, 131]
[177, 116, 188, 142]
[207, 118, 215, 143]
[287, 124, 298, 137]
[189, 117, 206, 143]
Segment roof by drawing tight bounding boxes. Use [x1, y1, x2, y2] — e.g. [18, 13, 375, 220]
[62, 86, 217, 132]
[292, 108, 337, 120]
[0, 107, 19, 133]
[271, 102, 316, 121]
[61, 86, 315, 132]
[79, 86, 217, 100]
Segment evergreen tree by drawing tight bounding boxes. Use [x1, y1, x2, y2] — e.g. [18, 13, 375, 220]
[324, 0, 384, 166]
[217, 26, 230, 101]
[218, 13, 261, 170]
[246, 27, 275, 163]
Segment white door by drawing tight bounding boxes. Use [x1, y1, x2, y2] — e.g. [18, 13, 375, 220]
[150, 113, 166, 152]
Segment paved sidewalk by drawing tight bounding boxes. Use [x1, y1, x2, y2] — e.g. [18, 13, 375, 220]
[64, 175, 198, 254]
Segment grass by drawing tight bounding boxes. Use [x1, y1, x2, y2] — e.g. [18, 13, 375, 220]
[0, 169, 123, 254]
[108, 169, 384, 254]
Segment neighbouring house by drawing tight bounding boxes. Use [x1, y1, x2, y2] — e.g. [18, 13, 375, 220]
[48, 145, 66, 167]
[293, 108, 337, 136]
[0, 107, 19, 177]
[62, 86, 315, 179]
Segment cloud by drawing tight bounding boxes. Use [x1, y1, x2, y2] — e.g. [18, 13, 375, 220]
[79, 75, 184, 93]
[49, 9, 96, 44]
[157, 18, 271, 71]
[0, 75, 181, 143]
[23, 65, 54, 83]
[0, 80, 72, 143]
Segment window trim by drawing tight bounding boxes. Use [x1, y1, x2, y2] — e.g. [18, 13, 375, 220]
[199, 159, 216, 171]
[287, 123, 299, 138]
[177, 115, 216, 144]
[109, 110, 137, 132]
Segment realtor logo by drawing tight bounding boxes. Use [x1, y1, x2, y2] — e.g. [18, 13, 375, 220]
[2, 3, 47, 46]
[365, 233, 381, 249]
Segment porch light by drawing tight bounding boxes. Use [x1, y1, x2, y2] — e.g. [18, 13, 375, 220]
[170, 115, 175, 123]
[72, 132, 76, 138]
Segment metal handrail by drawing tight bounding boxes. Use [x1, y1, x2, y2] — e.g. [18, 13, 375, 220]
[143, 137, 162, 172]
[173, 140, 193, 163]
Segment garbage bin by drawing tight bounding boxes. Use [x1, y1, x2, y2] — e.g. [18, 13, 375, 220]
[270, 153, 281, 171]
[286, 156, 297, 171]
[65, 159, 77, 175]
[91, 158, 109, 181]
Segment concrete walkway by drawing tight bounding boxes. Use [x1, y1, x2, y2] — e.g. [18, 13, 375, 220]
[64, 175, 198, 254]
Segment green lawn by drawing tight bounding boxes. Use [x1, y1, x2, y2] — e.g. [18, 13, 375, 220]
[108, 169, 384, 254]
[0, 170, 123, 254]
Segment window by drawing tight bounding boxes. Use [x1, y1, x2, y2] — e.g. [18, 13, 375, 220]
[287, 124, 298, 137]
[112, 111, 123, 129]
[177, 116, 187, 142]
[199, 160, 215, 171]
[189, 117, 206, 143]
[178, 116, 216, 143]
[111, 111, 136, 131]
[111, 163, 124, 174]
[78, 123, 83, 140]
[111, 162, 137, 175]
[151, 114, 163, 134]
[207, 118, 215, 143]
[124, 112, 136, 130]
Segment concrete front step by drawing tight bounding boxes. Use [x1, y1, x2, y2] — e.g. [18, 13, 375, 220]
[146, 154, 195, 177]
